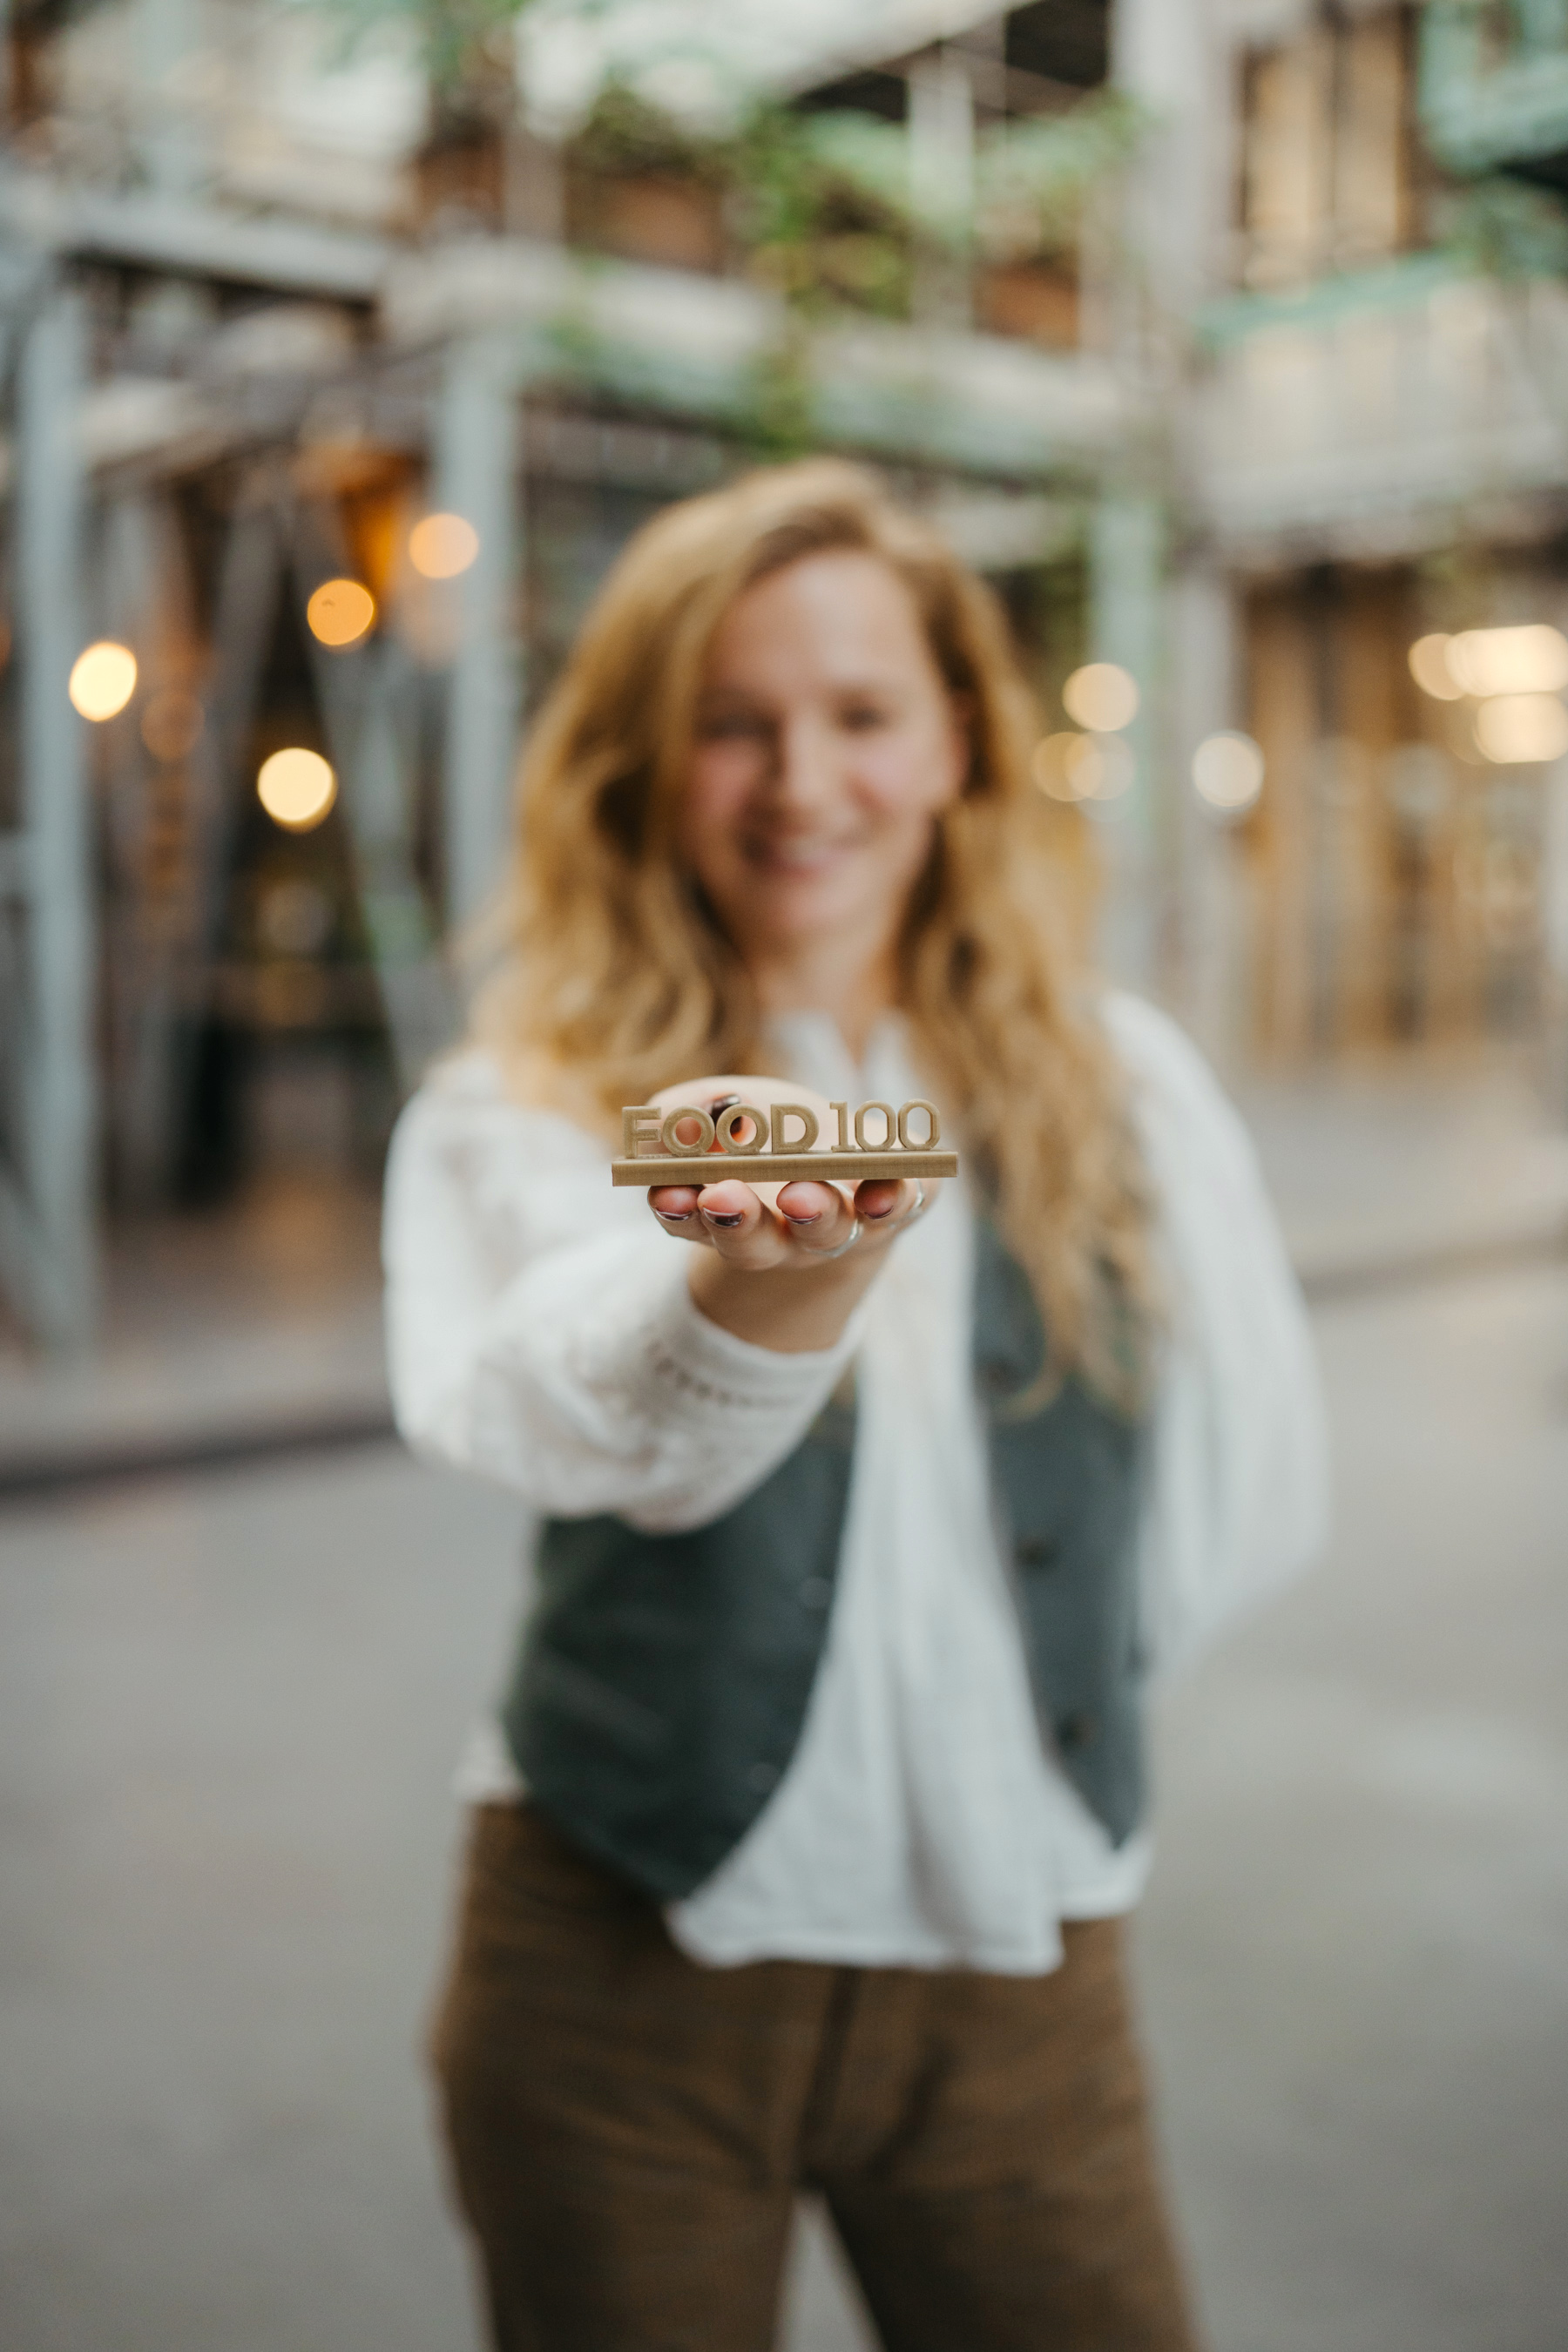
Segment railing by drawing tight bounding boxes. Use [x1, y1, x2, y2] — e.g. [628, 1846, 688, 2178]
[1193, 260, 1568, 547]
[1420, 0, 1568, 177]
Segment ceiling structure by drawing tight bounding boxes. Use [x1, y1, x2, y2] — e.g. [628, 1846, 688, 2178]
[517, 0, 1013, 128]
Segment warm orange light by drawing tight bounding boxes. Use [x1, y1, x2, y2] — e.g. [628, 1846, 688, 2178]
[1447, 623, 1568, 699]
[69, 639, 138, 720]
[1474, 692, 1568, 764]
[409, 512, 479, 579]
[1062, 662, 1139, 733]
[307, 578, 376, 648]
[1408, 634, 1463, 700]
[258, 747, 336, 831]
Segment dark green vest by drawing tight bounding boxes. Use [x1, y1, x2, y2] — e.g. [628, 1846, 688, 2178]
[502, 1222, 1148, 1901]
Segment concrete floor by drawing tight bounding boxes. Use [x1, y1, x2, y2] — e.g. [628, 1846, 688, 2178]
[1, 1259, 1565, 2350]
[1139, 1261, 1568, 2352]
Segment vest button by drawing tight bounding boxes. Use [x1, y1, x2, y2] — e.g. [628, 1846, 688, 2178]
[1015, 1535, 1058, 1570]
[1057, 1711, 1098, 1754]
[747, 1761, 780, 1794]
[799, 1577, 833, 1611]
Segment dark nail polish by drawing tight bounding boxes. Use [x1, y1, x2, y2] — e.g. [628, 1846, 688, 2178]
[781, 1210, 820, 1226]
[862, 1205, 894, 1220]
[654, 1208, 693, 1224]
[705, 1211, 744, 1227]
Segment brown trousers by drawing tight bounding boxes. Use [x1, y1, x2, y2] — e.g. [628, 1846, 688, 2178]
[431, 1803, 1201, 2352]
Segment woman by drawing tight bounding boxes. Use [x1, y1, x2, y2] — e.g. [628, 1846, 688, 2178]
[384, 459, 1328, 2351]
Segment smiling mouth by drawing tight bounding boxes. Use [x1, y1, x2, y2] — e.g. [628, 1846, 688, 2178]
[744, 833, 862, 874]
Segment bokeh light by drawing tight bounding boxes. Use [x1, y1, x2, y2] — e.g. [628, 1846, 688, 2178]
[1062, 661, 1139, 733]
[409, 513, 480, 579]
[1473, 692, 1568, 765]
[1032, 731, 1133, 802]
[1441, 700, 1485, 763]
[1193, 730, 1266, 811]
[1033, 732, 1082, 801]
[1446, 623, 1568, 699]
[1408, 634, 1463, 700]
[306, 578, 376, 647]
[68, 640, 138, 720]
[1073, 733, 1134, 799]
[257, 747, 336, 831]
[139, 688, 204, 760]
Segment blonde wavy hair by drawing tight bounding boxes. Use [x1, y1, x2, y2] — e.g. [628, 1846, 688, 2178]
[475, 458, 1152, 1405]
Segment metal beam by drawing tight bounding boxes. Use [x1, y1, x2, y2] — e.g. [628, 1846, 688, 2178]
[0, 835, 33, 901]
[2, 171, 392, 301]
[16, 288, 97, 1348]
[434, 334, 524, 937]
[1167, 559, 1244, 1071]
[1088, 492, 1166, 992]
[136, 0, 201, 199]
[383, 240, 1141, 483]
[908, 45, 976, 330]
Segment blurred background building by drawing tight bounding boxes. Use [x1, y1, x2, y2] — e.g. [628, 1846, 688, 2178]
[5, 0, 1568, 1354]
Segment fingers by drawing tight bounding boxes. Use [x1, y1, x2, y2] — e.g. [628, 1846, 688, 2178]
[653, 1157, 944, 1270]
[650, 1172, 941, 1262]
[693, 1177, 757, 1237]
[855, 1178, 904, 1225]
[771, 1179, 860, 1259]
[855, 1175, 934, 1232]
[649, 1173, 854, 1266]
[694, 1177, 854, 1268]
[649, 1183, 701, 1231]
[651, 1177, 776, 1263]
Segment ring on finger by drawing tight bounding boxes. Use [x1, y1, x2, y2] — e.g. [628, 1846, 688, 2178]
[812, 1216, 862, 1262]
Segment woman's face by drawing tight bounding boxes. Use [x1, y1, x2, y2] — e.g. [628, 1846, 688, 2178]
[680, 551, 969, 964]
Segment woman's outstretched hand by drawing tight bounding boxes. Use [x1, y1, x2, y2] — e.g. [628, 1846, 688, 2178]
[644, 1075, 940, 1354]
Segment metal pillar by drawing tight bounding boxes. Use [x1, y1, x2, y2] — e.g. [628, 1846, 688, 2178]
[182, 488, 283, 1015]
[1092, 0, 1218, 1000]
[434, 334, 524, 940]
[341, 648, 457, 1089]
[1110, 0, 1227, 323]
[1168, 559, 1245, 1071]
[137, 0, 201, 197]
[1544, 760, 1568, 1098]
[908, 46, 976, 330]
[1088, 492, 1166, 990]
[7, 291, 97, 1346]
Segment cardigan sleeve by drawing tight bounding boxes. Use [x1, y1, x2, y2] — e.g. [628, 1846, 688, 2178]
[1104, 995, 1332, 1673]
[381, 1054, 863, 1534]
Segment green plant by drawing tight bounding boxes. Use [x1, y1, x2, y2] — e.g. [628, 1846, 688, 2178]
[1439, 173, 1568, 278]
[570, 78, 727, 186]
[311, 0, 1145, 299]
[736, 317, 819, 460]
[974, 91, 1145, 268]
[726, 104, 915, 319]
[567, 85, 1145, 308]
